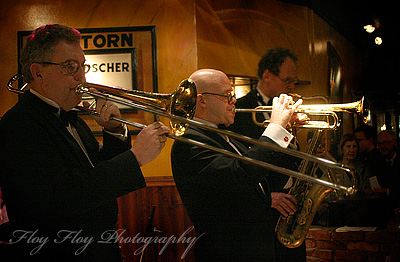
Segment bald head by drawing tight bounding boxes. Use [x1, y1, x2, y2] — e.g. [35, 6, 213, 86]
[189, 69, 236, 126]
[189, 69, 229, 94]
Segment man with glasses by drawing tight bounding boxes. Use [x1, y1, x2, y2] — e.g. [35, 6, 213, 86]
[230, 47, 299, 141]
[171, 69, 302, 261]
[229, 48, 306, 261]
[0, 24, 169, 261]
[377, 130, 398, 166]
[354, 125, 387, 191]
[377, 130, 400, 218]
[354, 125, 389, 227]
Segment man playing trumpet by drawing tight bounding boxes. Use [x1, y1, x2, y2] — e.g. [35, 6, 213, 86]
[229, 48, 306, 262]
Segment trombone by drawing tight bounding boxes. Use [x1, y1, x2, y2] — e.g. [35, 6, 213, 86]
[234, 97, 369, 129]
[6, 74, 356, 194]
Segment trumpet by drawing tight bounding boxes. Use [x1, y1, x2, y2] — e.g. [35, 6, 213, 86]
[234, 96, 368, 129]
[6, 74, 356, 194]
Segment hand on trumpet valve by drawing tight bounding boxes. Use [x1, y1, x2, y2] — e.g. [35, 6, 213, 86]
[290, 112, 310, 126]
[270, 94, 303, 129]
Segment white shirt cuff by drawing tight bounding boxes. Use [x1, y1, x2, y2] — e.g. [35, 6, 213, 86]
[104, 124, 129, 141]
[262, 123, 293, 148]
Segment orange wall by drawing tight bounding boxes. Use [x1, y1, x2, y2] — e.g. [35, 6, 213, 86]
[0, 0, 361, 177]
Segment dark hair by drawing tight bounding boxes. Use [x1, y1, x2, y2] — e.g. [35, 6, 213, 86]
[354, 125, 377, 144]
[257, 47, 298, 79]
[21, 24, 81, 83]
[338, 134, 359, 156]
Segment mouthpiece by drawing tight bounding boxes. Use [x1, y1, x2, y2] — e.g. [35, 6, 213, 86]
[75, 83, 88, 94]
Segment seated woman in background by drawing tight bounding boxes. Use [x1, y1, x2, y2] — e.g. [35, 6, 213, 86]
[339, 134, 360, 169]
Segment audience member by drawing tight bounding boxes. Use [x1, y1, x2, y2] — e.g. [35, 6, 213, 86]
[354, 126, 390, 227]
[354, 125, 388, 192]
[377, 130, 400, 217]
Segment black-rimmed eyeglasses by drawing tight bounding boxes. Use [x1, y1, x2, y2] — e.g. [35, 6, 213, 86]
[277, 76, 299, 85]
[35, 60, 90, 75]
[201, 92, 236, 103]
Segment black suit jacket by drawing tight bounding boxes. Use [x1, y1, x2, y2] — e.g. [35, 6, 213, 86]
[230, 89, 293, 191]
[229, 89, 266, 141]
[229, 89, 306, 261]
[171, 125, 293, 261]
[0, 91, 145, 261]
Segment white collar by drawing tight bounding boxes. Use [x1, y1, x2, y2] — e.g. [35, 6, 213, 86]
[256, 86, 271, 105]
[193, 117, 231, 142]
[30, 89, 61, 114]
[193, 117, 218, 128]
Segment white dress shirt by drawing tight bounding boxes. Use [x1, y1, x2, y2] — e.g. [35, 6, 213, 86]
[30, 89, 128, 167]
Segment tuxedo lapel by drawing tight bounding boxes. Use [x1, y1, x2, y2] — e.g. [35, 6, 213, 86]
[208, 128, 248, 155]
[24, 91, 95, 170]
[73, 119, 101, 164]
[228, 137, 248, 155]
[43, 112, 95, 170]
[188, 126, 270, 203]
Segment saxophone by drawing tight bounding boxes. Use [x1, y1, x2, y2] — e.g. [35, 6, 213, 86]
[275, 129, 335, 248]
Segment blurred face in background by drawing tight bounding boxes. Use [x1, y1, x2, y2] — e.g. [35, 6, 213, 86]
[377, 132, 397, 159]
[342, 140, 358, 163]
[355, 131, 373, 154]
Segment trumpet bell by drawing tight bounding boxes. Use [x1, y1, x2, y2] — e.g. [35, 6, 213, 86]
[235, 96, 369, 129]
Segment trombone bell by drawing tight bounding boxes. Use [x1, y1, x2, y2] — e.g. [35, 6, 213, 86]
[76, 80, 197, 136]
[6, 73, 197, 137]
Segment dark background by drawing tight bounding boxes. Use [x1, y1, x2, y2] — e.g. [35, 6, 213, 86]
[279, 0, 399, 112]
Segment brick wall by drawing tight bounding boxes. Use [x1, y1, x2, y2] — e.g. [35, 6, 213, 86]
[306, 220, 400, 261]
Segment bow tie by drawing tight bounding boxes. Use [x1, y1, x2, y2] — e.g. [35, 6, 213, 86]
[59, 110, 78, 126]
[33, 92, 78, 127]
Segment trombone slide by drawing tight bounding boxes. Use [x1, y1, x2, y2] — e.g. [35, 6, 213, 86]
[6, 73, 356, 195]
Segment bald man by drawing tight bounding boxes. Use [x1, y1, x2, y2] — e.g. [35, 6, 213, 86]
[171, 69, 302, 261]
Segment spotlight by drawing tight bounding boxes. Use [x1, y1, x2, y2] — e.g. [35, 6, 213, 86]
[375, 37, 383, 45]
[364, 25, 375, 33]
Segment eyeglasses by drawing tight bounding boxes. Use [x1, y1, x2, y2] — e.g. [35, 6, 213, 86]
[377, 140, 394, 146]
[35, 60, 90, 75]
[277, 76, 299, 85]
[201, 92, 236, 103]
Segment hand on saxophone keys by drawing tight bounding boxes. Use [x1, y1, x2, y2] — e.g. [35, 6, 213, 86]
[271, 192, 298, 217]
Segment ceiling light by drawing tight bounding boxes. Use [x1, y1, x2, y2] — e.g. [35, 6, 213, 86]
[375, 37, 383, 45]
[364, 25, 375, 33]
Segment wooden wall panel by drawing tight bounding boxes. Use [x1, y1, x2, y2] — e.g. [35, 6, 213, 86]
[116, 177, 195, 262]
